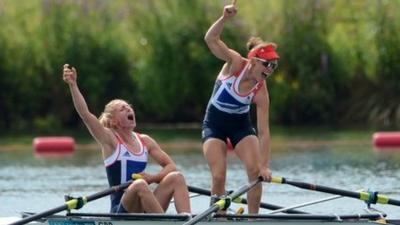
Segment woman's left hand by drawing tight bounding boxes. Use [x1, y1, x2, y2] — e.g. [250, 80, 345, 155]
[259, 166, 272, 182]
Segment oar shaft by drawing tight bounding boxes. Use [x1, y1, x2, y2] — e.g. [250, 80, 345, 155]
[184, 177, 263, 225]
[285, 180, 361, 199]
[187, 186, 210, 196]
[10, 180, 134, 225]
[273, 177, 400, 207]
[187, 185, 307, 214]
[230, 177, 262, 200]
[183, 205, 219, 225]
[241, 196, 307, 214]
[268, 195, 342, 215]
[388, 198, 400, 206]
[9, 206, 67, 225]
[86, 181, 132, 202]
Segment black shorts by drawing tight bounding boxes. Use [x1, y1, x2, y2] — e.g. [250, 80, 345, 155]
[111, 202, 128, 213]
[202, 104, 256, 148]
[110, 191, 128, 213]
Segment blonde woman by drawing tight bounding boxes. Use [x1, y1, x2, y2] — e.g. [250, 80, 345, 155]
[202, 2, 278, 214]
[62, 64, 191, 214]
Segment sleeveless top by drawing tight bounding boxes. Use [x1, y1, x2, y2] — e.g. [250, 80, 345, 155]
[208, 63, 263, 115]
[104, 132, 148, 187]
[104, 132, 149, 209]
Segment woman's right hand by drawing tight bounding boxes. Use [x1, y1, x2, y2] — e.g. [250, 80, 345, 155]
[222, 4, 237, 20]
[139, 172, 155, 184]
[62, 64, 77, 85]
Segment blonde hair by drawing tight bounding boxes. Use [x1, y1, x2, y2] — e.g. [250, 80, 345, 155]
[246, 37, 277, 51]
[98, 99, 128, 128]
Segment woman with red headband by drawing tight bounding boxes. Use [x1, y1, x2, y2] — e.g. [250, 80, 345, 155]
[201, 2, 278, 214]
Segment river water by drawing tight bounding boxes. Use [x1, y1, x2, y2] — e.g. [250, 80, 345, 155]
[1, 132, 400, 219]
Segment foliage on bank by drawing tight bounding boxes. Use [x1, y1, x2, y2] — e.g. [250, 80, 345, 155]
[0, 0, 399, 134]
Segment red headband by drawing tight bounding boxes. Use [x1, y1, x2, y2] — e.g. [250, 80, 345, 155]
[247, 44, 279, 61]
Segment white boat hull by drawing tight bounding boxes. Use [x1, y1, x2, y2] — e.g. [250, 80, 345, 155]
[5, 213, 395, 225]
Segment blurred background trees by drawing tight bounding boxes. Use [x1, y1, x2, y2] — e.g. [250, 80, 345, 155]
[0, 0, 399, 134]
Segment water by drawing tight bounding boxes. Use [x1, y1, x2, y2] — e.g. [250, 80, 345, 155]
[1, 136, 400, 219]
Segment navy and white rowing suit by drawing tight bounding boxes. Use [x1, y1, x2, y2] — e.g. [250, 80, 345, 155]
[104, 132, 148, 212]
[202, 62, 263, 148]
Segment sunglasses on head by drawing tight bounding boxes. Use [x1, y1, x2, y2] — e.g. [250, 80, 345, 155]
[256, 58, 278, 70]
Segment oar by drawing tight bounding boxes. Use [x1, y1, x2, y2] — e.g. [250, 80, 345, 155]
[271, 176, 400, 206]
[187, 185, 307, 214]
[10, 174, 142, 225]
[267, 194, 344, 214]
[267, 188, 364, 215]
[183, 176, 263, 225]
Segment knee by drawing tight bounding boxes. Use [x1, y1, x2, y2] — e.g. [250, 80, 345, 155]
[128, 179, 150, 194]
[165, 171, 186, 185]
[246, 166, 260, 179]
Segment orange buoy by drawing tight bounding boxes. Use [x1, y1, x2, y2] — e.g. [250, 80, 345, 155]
[372, 132, 400, 149]
[33, 136, 75, 155]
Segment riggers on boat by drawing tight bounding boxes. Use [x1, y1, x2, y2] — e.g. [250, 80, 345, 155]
[5, 212, 399, 225]
[6, 175, 400, 225]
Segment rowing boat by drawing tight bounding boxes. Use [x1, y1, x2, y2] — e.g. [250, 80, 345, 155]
[4, 212, 399, 225]
[6, 176, 400, 225]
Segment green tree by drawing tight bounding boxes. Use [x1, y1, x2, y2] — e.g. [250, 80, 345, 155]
[276, 0, 342, 124]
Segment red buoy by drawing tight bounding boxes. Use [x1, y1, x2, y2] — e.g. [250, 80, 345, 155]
[227, 138, 233, 151]
[372, 132, 400, 149]
[33, 136, 75, 155]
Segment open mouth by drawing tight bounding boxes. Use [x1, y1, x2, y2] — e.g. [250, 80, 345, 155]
[262, 72, 269, 79]
[127, 114, 134, 121]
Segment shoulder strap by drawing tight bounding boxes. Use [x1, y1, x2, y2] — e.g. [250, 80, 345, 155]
[113, 132, 124, 144]
[133, 132, 146, 147]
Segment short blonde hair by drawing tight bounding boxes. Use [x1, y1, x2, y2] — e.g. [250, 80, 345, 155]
[98, 99, 128, 128]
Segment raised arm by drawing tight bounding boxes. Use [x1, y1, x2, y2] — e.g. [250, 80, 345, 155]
[62, 64, 114, 150]
[204, 3, 242, 66]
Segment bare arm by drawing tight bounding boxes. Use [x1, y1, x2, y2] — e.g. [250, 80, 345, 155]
[140, 134, 177, 184]
[204, 3, 243, 71]
[253, 82, 272, 181]
[62, 64, 115, 152]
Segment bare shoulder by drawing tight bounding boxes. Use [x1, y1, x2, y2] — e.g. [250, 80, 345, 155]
[137, 133, 157, 148]
[230, 55, 247, 73]
[101, 127, 116, 141]
[229, 49, 243, 64]
[100, 128, 118, 156]
[253, 82, 269, 106]
[138, 133, 166, 156]
[137, 133, 151, 141]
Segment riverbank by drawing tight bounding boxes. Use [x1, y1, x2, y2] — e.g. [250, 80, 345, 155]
[0, 125, 375, 153]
